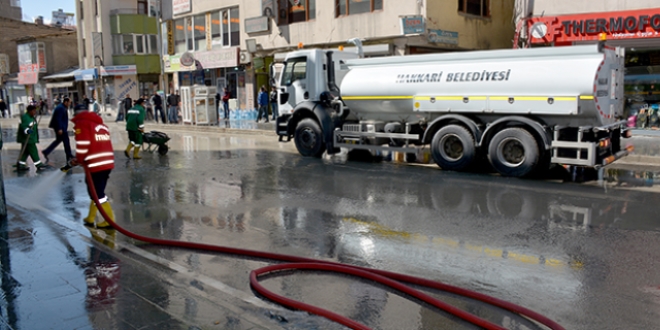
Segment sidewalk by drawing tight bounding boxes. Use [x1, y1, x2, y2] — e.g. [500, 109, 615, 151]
[0, 200, 284, 329]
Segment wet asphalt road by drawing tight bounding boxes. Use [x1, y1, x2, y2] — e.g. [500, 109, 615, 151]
[2, 125, 660, 330]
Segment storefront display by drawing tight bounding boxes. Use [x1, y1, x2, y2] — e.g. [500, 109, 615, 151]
[523, 8, 660, 129]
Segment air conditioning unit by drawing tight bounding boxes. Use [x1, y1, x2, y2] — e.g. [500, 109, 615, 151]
[239, 50, 252, 64]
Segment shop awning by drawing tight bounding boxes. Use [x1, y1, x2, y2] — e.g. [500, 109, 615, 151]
[43, 66, 79, 80]
[74, 68, 97, 81]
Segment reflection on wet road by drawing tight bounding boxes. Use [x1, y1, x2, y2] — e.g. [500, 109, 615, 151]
[3, 128, 660, 329]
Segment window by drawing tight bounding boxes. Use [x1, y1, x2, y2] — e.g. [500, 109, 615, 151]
[138, 0, 148, 15]
[123, 35, 134, 53]
[149, 35, 159, 54]
[213, 8, 240, 48]
[79, 0, 84, 19]
[194, 14, 206, 51]
[174, 18, 186, 53]
[10, 0, 21, 7]
[336, 0, 381, 16]
[458, 0, 489, 17]
[112, 34, 158, 54]
[279, 0, 315, 24]
[281, 57, 307, 86]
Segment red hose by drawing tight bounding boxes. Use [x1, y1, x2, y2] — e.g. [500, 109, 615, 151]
[84, 167, 565, 330]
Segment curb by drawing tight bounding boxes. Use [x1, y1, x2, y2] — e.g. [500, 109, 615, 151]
[105, 121, 278, 137]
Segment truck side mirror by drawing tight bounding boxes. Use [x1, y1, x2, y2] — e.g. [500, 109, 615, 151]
[280, 93, 289, 105]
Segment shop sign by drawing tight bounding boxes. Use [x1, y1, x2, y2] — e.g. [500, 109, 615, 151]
[166, 20, 175, 55]
[245, 16, 270, 34]
[527, 8, 660, 44]
[173, 0, 191, 15]
[163, 55, 195, 73]
[18, 72, 38, 85]
[401, 15, 425, 35]
[0, 54, 9, 75]
[101, 65, 137, 76]
[194, 47, 239, 69]
[37, 43, 46, 73]
[428, 29, 459, 45]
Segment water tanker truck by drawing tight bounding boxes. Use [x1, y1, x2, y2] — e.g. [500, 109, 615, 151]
[274, 39, 632, 177]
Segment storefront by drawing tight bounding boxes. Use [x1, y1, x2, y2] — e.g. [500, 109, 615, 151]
[524, 8, 660, 129]
[164, 47, 249, 110]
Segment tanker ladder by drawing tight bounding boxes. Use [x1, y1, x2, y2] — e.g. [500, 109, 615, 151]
[333, 122, 419, 154]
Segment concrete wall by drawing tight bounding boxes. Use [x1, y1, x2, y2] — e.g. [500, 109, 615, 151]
[0, 17, 75, 74]
[530, 0, 660, 16]
[426, 0, 515, 49]
[0, 0, 22, 21]
[46, 35, 79, 74]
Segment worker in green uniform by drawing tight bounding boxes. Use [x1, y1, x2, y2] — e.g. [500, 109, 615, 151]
[16, 105, 47, 171]
[124, 97, 145, 159]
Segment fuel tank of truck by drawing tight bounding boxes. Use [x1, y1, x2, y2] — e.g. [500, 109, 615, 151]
[339, 44, 624, 127]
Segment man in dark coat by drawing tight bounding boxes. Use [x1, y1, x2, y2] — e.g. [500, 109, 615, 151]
[43, 97, 74, 163]
[116, 94, 131, 122]
[152, 91, 165, 123]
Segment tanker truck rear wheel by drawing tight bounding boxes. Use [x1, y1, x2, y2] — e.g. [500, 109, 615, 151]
[430, 125, 476, 171]
[294, 118, 326, 157]
[488, 128, 539, 177]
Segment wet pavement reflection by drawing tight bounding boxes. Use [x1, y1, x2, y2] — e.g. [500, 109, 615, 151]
[2, 127, 660, 329]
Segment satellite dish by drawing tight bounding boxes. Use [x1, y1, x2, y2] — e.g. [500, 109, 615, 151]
[180, 52, 195, 67]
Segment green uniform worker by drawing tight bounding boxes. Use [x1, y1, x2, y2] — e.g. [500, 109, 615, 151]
[16, 105, 46, 171]
[125, 97, 145, 159]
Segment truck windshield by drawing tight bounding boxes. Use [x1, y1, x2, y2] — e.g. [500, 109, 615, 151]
[281, 57, 307, 86]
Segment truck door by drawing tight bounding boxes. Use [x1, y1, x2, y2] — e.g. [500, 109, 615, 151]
[279, 56, 308, 116]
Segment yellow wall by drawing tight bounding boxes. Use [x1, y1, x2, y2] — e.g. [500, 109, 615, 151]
[426, 0, 515, 50]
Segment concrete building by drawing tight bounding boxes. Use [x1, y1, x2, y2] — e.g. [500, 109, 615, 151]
[514, 0, 660, 129]
[161, 0, 516, 112]
[0, 17, 76, 114]
[75, 0, 161, 109]
[0, 0, 22, 21]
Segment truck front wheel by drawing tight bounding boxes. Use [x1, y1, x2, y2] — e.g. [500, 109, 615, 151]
[294, 118, 326, 157]
[488, 128, 539, 177]
[431, 125, 476, 171]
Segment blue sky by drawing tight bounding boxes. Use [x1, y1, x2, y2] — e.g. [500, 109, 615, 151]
[21, 0, 75, 23]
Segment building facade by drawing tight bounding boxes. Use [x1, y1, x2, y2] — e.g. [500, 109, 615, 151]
[0, 0, 22, 21]
[75, 0, 161, 108]
[514, 0, 660, 129]
[161, 0, 515, 111]
[0, 17, 76, 114]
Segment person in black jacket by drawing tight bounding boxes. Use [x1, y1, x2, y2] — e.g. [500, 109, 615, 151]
[152, 91, 165, 123]
[43, 97, 73, 163]
[166, 90, 179, 124]
[116, 94, 131, 122]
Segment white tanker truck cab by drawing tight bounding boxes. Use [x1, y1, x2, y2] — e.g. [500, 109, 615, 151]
[274, 39, 633, 178]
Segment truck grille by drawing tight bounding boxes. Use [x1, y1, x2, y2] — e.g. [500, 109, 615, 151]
[343, 124, 361, 132]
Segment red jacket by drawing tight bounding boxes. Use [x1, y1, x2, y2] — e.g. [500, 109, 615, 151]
[72, 112, 115, 172]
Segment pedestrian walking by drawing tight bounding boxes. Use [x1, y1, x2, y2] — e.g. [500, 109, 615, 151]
[116, 94, 131, 122]
[270, 86, 279, 120]
[0, 98, 7, 118]
[16, 105, 47, 171]
[222, 87, 230, 120]
[124, 98, 145, 159]
[215, 91, 221, 119]
[42, 97, 74, 164]
[257, 86, 269, 123]
[152, 91, 165, 123]
[167, 90, 179, 124]
[69, 104, 115, 228]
